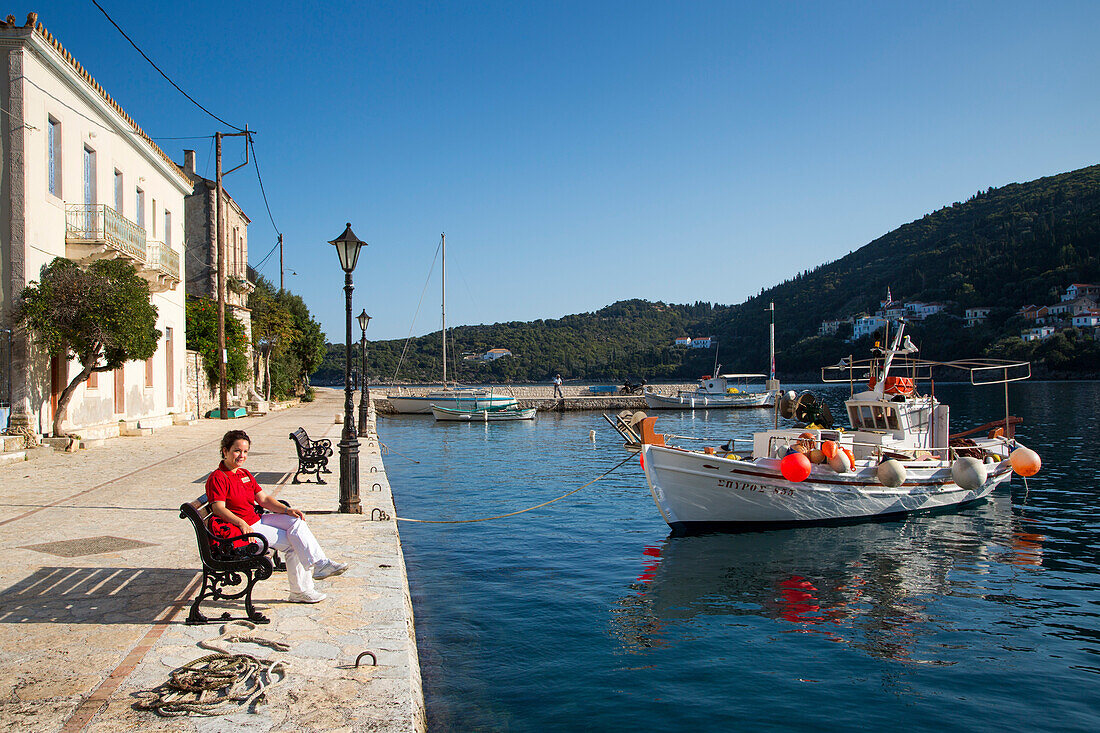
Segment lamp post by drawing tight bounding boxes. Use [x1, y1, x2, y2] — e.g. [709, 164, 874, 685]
[330, 223, 367, 514]
[357, 309, 371, 436]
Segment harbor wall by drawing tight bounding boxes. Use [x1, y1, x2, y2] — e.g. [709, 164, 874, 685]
[372, 383, 696, 414]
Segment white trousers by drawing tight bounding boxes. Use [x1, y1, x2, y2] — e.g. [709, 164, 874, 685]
[249, 513, 327, 594]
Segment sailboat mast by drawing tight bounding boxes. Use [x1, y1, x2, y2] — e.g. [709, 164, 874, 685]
[766, 301, 780, 393]
[441, 233, 447, 387]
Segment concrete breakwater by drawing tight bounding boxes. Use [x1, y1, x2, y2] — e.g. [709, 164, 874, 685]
[372, 383, 697, 414]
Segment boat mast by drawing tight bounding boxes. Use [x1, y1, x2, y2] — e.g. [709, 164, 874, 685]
[766, 301, 780, 393]
[441, 233, 447, 387]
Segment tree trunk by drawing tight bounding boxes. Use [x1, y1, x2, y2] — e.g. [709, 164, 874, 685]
[53, 362, 96, 437]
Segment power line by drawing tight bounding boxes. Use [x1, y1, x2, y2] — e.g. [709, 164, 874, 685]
[248, 137, 281, 235]
[89, 0, 243, 132]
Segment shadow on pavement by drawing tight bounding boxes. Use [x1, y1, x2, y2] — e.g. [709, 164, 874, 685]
[0, 567, 197, 624]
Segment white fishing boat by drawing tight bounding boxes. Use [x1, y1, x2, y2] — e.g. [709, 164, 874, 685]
[431, 404, 537, 422]
[635, 322, 1042, 532]
[644, 302, 781, 409]
[644, 374, 775, 409]
[386, 233, 517, 414]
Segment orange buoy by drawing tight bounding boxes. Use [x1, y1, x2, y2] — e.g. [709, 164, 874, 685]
[842, 447, 856, 467]
[1009, 446, 1041, 477]
[780, 452, 812, 482]
[821, 440, 839, 460]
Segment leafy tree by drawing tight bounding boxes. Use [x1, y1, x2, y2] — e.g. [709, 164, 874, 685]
[245, 277, 326, 399]
[18, 258, 160, 436]
[248, 277, 295, 398]
[185, 297, 249, 389]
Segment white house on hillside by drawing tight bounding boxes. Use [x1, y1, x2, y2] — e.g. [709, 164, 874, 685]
[482, 348, 512, 361]
[964, 307, 992, 327]
[0, 15, 189, 438]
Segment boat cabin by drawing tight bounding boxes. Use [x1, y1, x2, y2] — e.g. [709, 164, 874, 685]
[751, 391, 950, 462]
[696, 374, 766, 395]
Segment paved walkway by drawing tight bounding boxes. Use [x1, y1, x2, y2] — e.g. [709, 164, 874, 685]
[0, 388, 424, 732]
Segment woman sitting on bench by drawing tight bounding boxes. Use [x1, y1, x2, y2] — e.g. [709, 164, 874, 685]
[207, 429, 349, 604]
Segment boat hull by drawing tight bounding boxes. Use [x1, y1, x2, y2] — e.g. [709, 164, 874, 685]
[387, 394, 518, 414]
[640, 444, 1013, 531]
[644, 390, 774, 409]
[431, 405, 537, 421]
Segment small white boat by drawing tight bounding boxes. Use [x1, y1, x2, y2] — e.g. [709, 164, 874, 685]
[431, 404, 537, 422]
[636, 322, 1041, 532]
[644, 374, 776, 409]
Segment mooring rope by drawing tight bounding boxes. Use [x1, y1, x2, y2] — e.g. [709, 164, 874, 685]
[396, 453, 635, 524]
[378, 440, 421, 464]
[135, 621, 290, 717]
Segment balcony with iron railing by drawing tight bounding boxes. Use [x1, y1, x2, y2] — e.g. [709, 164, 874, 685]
[142, 240, 182, 292]
[64, 204, 147, 263]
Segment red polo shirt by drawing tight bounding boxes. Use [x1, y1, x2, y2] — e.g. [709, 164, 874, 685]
[205, 464, 262, 526]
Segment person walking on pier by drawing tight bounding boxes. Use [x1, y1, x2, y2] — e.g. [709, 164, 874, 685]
[553, 374, 564, 399]
[207, 429, 349, 604]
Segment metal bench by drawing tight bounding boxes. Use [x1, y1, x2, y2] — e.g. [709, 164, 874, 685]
[179, 494, 274, 625]
[290, 427, 332, 484]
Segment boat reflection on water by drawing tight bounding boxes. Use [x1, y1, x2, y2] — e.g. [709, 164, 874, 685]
[611, 493, 1045, 663]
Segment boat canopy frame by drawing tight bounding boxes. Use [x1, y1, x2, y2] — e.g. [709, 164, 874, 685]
[822, 357, 1031, 387]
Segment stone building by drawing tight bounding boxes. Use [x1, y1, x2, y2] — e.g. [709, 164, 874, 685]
[178, 149, 255, 405]
[0, 14, 189, 437]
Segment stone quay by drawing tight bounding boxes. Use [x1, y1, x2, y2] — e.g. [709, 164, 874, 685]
[0, 387, 424, 732]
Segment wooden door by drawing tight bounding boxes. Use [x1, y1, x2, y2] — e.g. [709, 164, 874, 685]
[50, 356, 64, 424]
[114, 365, 125, 414]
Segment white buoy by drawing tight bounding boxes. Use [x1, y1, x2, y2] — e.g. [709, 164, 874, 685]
[589, 429, 596, 441]
[828, 451, 851, 473]
[876, 458, 907, 487]
[951, 456, 987, 490]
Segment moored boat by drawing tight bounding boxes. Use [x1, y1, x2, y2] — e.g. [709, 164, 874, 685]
[389, 387, 518, 414]
[644, 374, 775, 409]
[637, 322, 1042, 532]
[431, 403, 537, 422]
[385, 233, 518, 414]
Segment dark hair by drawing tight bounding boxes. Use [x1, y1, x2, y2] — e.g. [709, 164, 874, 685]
[220, 429, 251, 456]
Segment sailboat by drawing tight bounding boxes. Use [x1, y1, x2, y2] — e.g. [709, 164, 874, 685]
[386, 234, 519, 414]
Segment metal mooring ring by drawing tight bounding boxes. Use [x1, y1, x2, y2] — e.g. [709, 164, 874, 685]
[355, 651, 377, 667]
[369, 466, 378, 473]
[370, 508, 390, 521]
[371, 482, 382, 491]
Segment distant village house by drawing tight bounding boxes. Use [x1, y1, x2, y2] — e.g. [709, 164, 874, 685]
[481, 348, 512, 361]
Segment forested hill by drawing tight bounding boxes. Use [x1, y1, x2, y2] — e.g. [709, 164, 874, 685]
[316, 164, 1100, 384]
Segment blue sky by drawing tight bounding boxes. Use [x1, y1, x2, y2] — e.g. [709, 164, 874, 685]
[40, 1, 1100, 341]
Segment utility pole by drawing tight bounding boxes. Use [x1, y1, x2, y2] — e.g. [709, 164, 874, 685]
[214, 126, 251, 419]
[279, 233, 284, 291]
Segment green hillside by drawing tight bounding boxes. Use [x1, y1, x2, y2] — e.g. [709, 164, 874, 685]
[315, 164, 1100, 384]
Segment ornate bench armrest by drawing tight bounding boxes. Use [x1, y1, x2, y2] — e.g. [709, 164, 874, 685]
[210, 530, 271, 560]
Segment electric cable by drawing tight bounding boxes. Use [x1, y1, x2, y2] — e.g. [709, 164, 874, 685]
[90, 0, 243, 132]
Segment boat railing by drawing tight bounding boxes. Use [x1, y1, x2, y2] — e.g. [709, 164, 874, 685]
[764, 433, 1015, 464]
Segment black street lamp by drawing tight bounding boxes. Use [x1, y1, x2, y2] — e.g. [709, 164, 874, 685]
[357, 309, 371, 436]
[330, 223, 367, 514]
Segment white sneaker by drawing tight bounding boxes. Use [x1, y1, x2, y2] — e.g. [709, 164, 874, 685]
[313, 560, 349, 580]
[288, 590, 326, 603]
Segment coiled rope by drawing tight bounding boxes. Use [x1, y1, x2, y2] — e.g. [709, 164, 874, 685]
[396, 453, 635, 524]
[135, 621, 290, 717]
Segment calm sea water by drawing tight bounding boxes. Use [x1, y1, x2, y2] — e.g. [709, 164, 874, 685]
[378, 381, 1100, 732]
